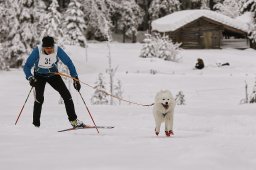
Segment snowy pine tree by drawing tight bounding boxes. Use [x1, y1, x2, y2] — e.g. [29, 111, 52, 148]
[113, 79, 123, 105]
[140, 33, 181, 62]
[82, 0, 112, 41]
[175, 91, 186, 105]
[249, 79, 256, 103]
[91, 73, 109, 105]
[214, 0, 243, 18]
[1, 0, 41, 68]
[0, 1, 9, 70]
[40, 0, 63, 41]
[0, 1, 9, 43]
[149, 0, 181, 20]
[7, 0, 39, 68]
[63, 0, 86, 47]
[241, 0, 256, 43]
[0, 43, 8, 70]
[35, 1, 47, 40]
[158, 35, 181, 61]
[140, 34, 157, 58]
[200, 0, 210, 9]
[117, 0, 144, 43]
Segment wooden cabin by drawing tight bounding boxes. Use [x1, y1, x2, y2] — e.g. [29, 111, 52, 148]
[152, 10, 250, 49]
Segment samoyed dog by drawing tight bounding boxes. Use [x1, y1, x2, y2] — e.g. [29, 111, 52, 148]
[153, 90, 176, 137]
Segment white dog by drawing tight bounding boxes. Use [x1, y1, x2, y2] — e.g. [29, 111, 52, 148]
[153, 90, 176, 137]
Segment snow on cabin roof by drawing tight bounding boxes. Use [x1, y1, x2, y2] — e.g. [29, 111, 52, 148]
[152, 10, 249, 33]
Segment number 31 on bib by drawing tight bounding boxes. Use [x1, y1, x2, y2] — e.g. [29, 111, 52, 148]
[38, 53, 57, 69]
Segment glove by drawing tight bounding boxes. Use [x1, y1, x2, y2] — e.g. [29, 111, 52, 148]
[73, 76, 81, 92]
[28, 76, 37, 87]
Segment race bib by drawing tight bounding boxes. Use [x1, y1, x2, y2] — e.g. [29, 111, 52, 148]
[38, 53, 57, 69]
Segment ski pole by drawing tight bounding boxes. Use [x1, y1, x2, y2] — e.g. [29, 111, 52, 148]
[78, 91, 99, 134]
[15, 87, 33, 125]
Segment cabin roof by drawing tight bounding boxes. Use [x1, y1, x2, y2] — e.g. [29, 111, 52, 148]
[152, 10, 249, 33]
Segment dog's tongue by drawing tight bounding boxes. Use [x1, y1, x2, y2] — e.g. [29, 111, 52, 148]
[162, 104, 169, 109]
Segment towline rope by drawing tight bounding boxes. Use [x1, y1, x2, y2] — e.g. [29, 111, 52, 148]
[54, 72, 154, 107]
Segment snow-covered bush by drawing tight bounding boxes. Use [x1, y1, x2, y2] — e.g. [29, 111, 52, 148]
[240, 80, 249, 104]
[175, 91, 186, 105]
[249, 79, 256, 103]
[140, 34, 157, 58]
[113, 79, 123, 105]
[158, 34, 181, 61]
[91, 72, 124, 105]
[150, 69, 158, 75]
[140, 33, 181, 62]
[91, 73, 109, 105]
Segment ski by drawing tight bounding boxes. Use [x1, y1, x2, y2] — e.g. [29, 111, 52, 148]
[58, 125, 114, 132]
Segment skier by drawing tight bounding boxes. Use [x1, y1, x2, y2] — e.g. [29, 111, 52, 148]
[23, 36, 84, 128]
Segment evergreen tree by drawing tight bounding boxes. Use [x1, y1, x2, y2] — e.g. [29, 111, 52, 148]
[63, 0, 86, 47]
[0, 1, 9, 43]
[149, 0, 181, 20]
[41, 0, 62, 41]
[140, 34, 157, 58]
[117, 0, 144, 43]
[140, 33, 181, 62]
[249, 79, 256, 103]
[35, 1, 47, 39]
[0, 43, 8, 70]
[91, 73, 109, 105]
[82, 0, 112, 41]
[175, 91, 186, 105]
[241, 0, 256, 43]
[158, 35, 181, 61]
[113, 79, 123, 105]
[214, 0, 243, 18]
[106, 0, 125, 33]
[0, 1, 9, 70]
[5, 0, 39, 68]
[200, 0, 210, 9]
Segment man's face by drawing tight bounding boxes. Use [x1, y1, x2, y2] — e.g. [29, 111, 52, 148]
[43, 47, 54, 55]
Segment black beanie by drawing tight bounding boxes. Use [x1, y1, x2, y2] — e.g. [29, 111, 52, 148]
[42, 36, 54, 47]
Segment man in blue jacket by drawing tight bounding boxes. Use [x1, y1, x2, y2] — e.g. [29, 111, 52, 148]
[23, 36, 84, 128]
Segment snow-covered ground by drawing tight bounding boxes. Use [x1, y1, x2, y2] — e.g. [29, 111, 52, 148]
[1, 43, 256, 170]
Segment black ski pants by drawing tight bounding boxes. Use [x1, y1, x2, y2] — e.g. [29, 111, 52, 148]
[33, 74, 77, 127]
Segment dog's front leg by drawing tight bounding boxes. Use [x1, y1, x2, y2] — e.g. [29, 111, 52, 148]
[165, 113, 174, 136]
[155, 119, 161, 136]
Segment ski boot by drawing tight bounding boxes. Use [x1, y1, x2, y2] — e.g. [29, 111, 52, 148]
[70, 119, 84, 128]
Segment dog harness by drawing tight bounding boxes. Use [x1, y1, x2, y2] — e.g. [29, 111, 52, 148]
[162, 113, 167, 118]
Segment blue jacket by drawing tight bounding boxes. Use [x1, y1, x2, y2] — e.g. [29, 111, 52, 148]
[23, 46, 78, 79]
